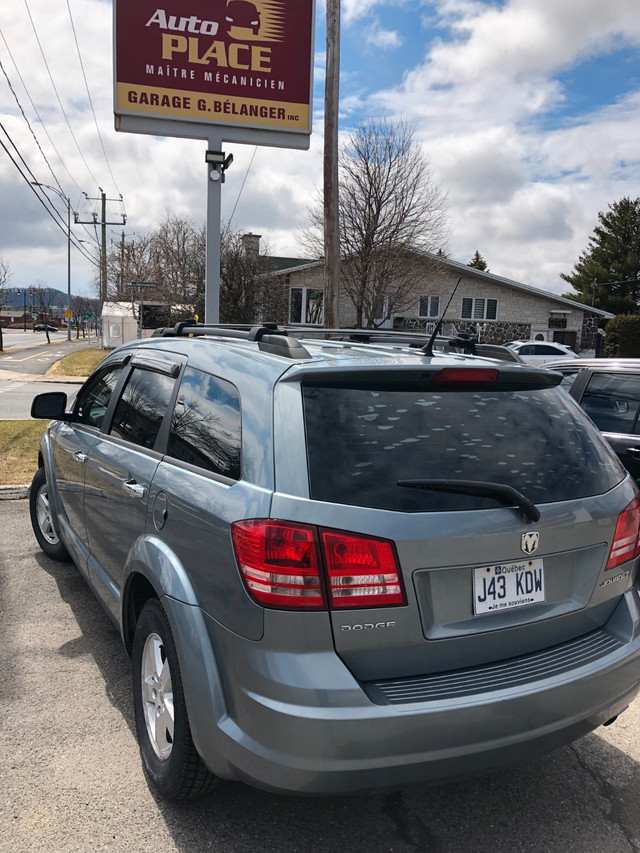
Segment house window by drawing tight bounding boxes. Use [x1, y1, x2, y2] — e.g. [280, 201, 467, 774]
[461, 297, 498, 321]
[419, 295, 440, 318]
[289, 287, 324, 325]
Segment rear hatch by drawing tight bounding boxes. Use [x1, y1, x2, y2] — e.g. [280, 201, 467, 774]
[270, 360, 638, 682]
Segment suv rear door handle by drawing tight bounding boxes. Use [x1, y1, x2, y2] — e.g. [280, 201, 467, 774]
[123, 480, 146, 499]
[626, 447, 640, 458]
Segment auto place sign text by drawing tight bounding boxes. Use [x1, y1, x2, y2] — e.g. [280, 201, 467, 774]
[114, 0, 314, 136]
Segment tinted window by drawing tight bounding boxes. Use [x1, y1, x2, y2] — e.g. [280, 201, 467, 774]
[538, 345, 564, 355]
[557, 370, 581, 391]
[581, 373, 640, 435]
[74, 366, 123, 428]
[110, 368, 176, 449]
[303, 384, 623, 512]
[167, 367, 241, 479]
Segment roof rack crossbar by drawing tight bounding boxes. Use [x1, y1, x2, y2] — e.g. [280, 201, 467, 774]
[151, 321, 312, 360]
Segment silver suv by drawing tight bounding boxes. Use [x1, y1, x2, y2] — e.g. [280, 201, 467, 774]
[30, 322, 640, 799]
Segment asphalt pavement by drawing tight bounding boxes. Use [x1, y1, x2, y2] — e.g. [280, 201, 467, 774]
[2, 498, 640, 853]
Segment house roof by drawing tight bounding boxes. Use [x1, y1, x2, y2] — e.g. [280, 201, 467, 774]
[267, 254, 614, 319]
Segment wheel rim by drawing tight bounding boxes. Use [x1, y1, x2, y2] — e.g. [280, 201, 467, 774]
[141, 632, 174, 760]
[36, 486, 60, 545]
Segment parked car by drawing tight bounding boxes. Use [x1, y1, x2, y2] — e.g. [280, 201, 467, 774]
[547, 358, 640, 482]
[505, 340, 579, 365]
[34, 323, 58, 332]
[29, 322, 640, 799]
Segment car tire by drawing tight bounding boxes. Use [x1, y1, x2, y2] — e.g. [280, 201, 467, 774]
[29, 467, 71, 561]
[132, 598, 218, 799]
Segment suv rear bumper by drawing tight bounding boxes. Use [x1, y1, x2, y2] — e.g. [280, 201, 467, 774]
[170, 590, 640, 795]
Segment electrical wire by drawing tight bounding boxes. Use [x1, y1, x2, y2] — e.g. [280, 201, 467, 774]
[22, 0, 101, 189]
[0, 128, 98, 266]
[229, 146, 258, 226]
[64, 0, 121, 196]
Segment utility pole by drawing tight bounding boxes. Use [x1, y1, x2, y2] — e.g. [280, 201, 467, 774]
[75, 189, 126, 304]
[323, 0, 340, 329]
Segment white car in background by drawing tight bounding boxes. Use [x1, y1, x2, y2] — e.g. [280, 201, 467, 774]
[506, 340, 580, 366]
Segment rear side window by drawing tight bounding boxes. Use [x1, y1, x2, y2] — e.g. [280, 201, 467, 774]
[110, 368, 177, 449]
[302, 384, 623, 512]
[74, 366, 123, 428]
[167, 367, 241, 479]
[581, 373, 640, 435]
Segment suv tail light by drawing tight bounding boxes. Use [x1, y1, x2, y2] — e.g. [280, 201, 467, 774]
[231, 520, 405, 610]
[606, 496, 640, 570]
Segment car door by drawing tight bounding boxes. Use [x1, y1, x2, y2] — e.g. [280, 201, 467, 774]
[49, 364, 125, 560]
[577, 371, 640, 482]
[82, 353, 181, 622]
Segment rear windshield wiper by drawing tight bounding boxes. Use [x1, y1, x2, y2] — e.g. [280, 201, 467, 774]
[397, 479, 541, 523]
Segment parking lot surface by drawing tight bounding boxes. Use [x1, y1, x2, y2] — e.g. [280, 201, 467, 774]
[3, 499, 640, 853]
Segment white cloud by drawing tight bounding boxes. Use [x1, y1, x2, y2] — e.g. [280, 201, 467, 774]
[364, 20, 404, 50]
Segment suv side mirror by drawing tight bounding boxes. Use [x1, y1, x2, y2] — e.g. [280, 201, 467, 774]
[31, 392, 69, 420]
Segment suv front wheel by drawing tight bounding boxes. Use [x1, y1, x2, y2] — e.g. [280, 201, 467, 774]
[29, 467, 71, 562]
[132, 598, 217, 799]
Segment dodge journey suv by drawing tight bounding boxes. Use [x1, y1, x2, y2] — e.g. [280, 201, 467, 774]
[30, 322, 640, 798]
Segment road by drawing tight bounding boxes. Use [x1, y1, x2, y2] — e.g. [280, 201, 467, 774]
[0, 329, 92, 418]
[2, 499, 640, 853]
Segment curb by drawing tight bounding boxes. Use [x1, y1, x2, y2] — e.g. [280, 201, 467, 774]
[0, 485, 29, 500]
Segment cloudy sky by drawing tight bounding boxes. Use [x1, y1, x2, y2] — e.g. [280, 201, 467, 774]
[1, 0, 639, 300]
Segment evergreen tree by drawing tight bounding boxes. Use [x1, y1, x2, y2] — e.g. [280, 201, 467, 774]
[561, 197, 640, 313]
[467, 250, 488, 271]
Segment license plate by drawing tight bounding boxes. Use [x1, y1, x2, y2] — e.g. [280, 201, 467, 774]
[473, 559, 545, 615]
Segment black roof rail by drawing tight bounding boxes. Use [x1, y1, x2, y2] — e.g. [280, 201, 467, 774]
[151, 321, 312, 360]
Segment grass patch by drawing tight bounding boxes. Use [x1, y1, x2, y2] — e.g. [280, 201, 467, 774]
[2, 349, 105, 485]
[47, 347, 106, 376]
[0, 420, 48, 485]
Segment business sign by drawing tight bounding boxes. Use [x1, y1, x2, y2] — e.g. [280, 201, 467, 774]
[114, 0, 314, 146]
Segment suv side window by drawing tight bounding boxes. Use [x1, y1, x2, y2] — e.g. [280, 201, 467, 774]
[73, 366, 123, 428]
[109, 368, 177, 449]
[581, 373, 640, 435]
[167, 367, 241, 479]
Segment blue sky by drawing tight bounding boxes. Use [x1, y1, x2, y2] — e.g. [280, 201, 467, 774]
[1, 0, 639, 298]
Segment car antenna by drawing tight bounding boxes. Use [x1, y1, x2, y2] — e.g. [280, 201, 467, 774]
[421, 277, 462, 356]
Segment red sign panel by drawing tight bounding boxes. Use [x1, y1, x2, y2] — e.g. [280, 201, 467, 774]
[114, 0, 314, 135]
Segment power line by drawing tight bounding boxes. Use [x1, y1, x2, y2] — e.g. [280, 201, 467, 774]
[229, 146, 257, 226]
[22, 0, 101, 189]
[0, 39, 74, 196]
[0, 128, 97, 266]
[64, 0, 121, 196]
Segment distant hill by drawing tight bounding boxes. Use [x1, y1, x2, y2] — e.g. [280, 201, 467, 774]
[4, 287, 68, 310]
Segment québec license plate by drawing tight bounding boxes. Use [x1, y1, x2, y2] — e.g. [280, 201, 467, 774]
[473, 559, 545, 615]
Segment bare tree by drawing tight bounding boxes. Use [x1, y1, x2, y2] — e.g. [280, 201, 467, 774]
[105, 214, 205, 324]
[304, 118, 449, 328]
[0, 257, 12, 351]
[30, 282, 63, 343]
[219, 230, 288, 323]
[71, 294, 99, 339]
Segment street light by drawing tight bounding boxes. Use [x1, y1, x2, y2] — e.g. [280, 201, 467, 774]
[31, 182, 72, 341]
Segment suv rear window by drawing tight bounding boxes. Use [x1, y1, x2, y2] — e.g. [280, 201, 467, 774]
[302, 384, 623, 512]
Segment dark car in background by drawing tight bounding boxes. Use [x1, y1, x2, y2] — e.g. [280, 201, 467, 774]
[34, 323, 58, 332]
[549, 358, 640, 482]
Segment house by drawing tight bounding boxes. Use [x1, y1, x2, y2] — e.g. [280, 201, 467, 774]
[267, 253, 613, 352]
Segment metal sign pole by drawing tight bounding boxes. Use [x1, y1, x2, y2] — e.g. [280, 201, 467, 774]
[205, 133, 223, 324]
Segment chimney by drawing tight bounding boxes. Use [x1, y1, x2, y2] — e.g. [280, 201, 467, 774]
[241, 233, 261, 258]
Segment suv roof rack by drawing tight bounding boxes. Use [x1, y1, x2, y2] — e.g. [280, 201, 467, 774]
[283, 325, 521, 361]
[151, 321, 520, 363]
[151, 321, 313, 360]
